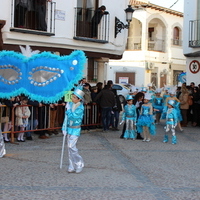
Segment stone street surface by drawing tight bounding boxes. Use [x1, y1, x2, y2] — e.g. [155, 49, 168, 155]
[1, 120, 200, 200]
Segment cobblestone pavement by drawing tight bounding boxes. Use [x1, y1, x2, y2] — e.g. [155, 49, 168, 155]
[1, 120, 200, 200]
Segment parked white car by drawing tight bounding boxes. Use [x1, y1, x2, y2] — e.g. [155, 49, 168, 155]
[112, 84, 131, 103]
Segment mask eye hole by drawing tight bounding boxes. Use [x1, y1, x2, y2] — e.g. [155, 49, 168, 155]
[29, 66, 64, 87]
[0, 65, 22, 85]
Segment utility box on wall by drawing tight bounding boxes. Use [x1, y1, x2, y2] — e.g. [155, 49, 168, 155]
[116, 72, 135, 84]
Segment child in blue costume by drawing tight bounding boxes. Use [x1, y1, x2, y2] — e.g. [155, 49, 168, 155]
[163, 85, 170, 104]
[137, 93, 156, 142]
[62, 87, 85, 174]
[162, 86, 183, 132]
[120, 95, 137, 140]
[163, 100, 178, 144]
[152, 88, 164, 124]
[147, 83, 155, 104]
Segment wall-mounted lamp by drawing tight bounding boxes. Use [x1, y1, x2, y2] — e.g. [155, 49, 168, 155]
[115, 5, 135, 38]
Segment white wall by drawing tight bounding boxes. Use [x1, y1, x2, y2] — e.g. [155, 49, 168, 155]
[183, 0, 200, 85]
[107, 4, 186, 87]
[183, 0, 199, 55]
[0, 0, 130, 56]
[107, 60, 145, 86]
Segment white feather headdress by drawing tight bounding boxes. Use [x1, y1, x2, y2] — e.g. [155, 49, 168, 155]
[168, 85, 177, 95]
[20, 45, 40, 57]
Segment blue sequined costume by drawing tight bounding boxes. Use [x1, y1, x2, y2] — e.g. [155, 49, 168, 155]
[137, 104, 156, 135]
[62, 101, 84, 172]
[166, 108, 178, 126]
[62, 102, 84, 136]
[148, 90, 155, 103]
[122, 104, 137, 139]
[163, 94, 170, 104]
[162, 100, 182, 122]
[163, 107, 178, 144]
[153, 97, 164, 113]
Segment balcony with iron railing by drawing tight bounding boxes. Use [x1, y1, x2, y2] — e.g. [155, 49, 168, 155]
[189, 19, 200, 47]
[73, 8, 110, 43]
[172, 39, 182, 46]
[148, 39, 165, 52]
[126, 37, 142, 50]
[10, 0, 56, 36]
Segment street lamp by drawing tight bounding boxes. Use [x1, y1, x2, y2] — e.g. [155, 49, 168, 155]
[115, 5, 135, 38]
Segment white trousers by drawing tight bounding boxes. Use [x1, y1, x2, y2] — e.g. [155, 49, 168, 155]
[165, 124, 176, 136]
[67, 134, 84, 171]
[0, 131, 6, 158]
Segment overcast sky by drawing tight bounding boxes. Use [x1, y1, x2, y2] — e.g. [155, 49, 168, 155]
[149, 0, 184, 12]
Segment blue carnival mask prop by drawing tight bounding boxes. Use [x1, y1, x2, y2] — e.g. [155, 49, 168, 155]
[0, 49, 86, 103]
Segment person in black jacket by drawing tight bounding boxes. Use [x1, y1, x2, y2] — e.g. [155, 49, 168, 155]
[14, 0, 28, 28]
[94, 84, 115, 132]
[192, 87, 200, 126]
[91, 5, 108, 38]
[35, 0, 52, 31]
[26, 100, 42, 140]
[110, 89, 122, 131]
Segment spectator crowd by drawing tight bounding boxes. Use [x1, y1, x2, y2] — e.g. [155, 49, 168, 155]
[1, 79, 200, 144]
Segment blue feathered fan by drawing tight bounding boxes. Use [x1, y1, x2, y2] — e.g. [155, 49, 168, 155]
[0, 46, 86, 103]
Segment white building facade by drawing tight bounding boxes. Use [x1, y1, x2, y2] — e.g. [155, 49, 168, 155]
[107, 0, 186, 88]
[183, 0, 200, 85]
[0, 0, 130, 84]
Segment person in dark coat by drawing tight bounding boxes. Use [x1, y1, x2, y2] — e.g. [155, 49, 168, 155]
[110, 89, 122, 131]
[14, 0, 28, 28]
[26, 100, 42, 140]
[35, 0, 52, 31]
[91, 86, 98, 102]
[0, 20, 6, 50]
[94, 84, 115, 132]
[96, 82, 103, 94]
[192, 86, 200, 126]
[91, 5, 108, 38]
[37, 102, 49, 139]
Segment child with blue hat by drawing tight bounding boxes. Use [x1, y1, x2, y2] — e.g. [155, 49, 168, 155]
[62, 85, 85, 173]
[162, 86, 183, 132]
[137, 92, 156, 142]
[120, 95, 137, 140]
[152, 88, 164, 124]
[163, 99, 178, 144]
